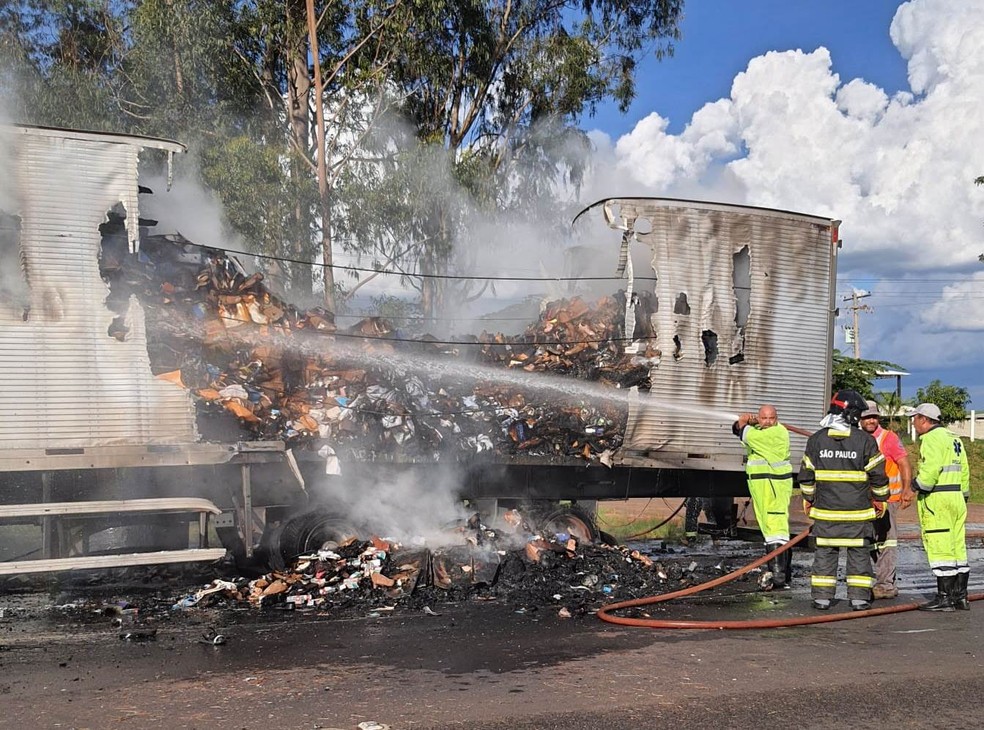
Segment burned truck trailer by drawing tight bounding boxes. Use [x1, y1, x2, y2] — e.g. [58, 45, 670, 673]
[0, 126, 839, 572]
[338, 197, 839, 511]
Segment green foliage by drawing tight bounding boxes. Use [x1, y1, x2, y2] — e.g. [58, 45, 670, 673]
[963, 438, 984, 504]
[831, 350, 904, 399]
[915, 379, 970, 425]
[368, 0, 683, 315]
[3, 0, 684, 312]
[873, 390, 911, 432]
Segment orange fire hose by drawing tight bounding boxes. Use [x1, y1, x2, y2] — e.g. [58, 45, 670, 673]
[782, 422, 814, 438]
[598, 529, 983, 629]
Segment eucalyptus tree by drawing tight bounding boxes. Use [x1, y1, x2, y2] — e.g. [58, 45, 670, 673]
[368, 0, 685, 319]
[0, 1, 128, 130]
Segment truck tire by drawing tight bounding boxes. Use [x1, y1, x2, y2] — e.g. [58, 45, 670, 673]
[259, 509, 357, 571]
[535, 504, 599, 544]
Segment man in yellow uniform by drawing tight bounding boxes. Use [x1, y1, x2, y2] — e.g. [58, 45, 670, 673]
[902, 403, 971, 611]
[733, 404, 793, 589]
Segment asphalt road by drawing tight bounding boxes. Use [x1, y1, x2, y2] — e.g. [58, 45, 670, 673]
[2, 541, 983, 730]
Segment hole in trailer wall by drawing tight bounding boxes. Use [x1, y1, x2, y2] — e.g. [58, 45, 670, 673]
[702, 330, 718, 366]
[730, 245, 750, 365]
[98, 203, 133, 341]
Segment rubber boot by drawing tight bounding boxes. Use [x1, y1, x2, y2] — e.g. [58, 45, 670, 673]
[781, 544, 793, 586]
[918, 576, 956, 612]
[772, 546, 790, 589]
[953, 572, 970, 611]
[759, 544, 776, 591]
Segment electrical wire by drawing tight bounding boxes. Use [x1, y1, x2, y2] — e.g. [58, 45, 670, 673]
[216, 313, 637, 346]
[187, 240, 657, 282]
[595, 498, 655, 530]
[624, 499, 686, 539]
[178, 235, 984, 288]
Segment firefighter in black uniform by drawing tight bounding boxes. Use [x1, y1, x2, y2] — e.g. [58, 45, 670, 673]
[798, 390, 890, 610]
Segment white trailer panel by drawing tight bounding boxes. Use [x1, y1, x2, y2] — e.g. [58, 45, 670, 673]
[0, 125, 198, 449]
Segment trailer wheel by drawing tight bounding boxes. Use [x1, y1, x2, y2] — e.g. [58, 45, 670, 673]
[536, 505, 599, 544]
[260, 510, 357, 571]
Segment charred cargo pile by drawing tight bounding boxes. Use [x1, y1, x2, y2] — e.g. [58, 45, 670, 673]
[170, 515, 714, 619]
[101, 231, 656, 463]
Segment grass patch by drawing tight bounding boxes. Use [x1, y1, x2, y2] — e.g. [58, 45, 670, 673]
[596, 506, 687, 542]
[960, 437, 984, 504]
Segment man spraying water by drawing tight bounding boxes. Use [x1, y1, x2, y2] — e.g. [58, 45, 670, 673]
[732, 405, 794, 590]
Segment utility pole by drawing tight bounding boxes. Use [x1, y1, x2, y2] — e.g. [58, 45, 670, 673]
[843, 289, 872, 359]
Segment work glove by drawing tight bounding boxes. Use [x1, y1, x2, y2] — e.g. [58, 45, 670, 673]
[802, 499, 812, 517]
[871, 500, 887, 518]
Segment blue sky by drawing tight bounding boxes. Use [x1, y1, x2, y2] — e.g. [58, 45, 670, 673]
[576, 0, 984, 410]
[589, 1, 911, 138]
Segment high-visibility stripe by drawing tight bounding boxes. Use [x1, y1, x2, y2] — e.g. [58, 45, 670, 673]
[816, 537, 866, 547]
[802, 455, 815, 470]
[846, 575, 875, 588]
[810, 507, 877, 522]
[940, 464, 962, 473]
[811, 575, 837, 587]
[815, 469, 867, 481]
[875, 539, 898, 551]
[888, 478, 902, 497]
[865, 453, 886, 471]
[931, 484, 962, 492]
[924, 528, 950, 534]
[875, 431, 904, 500]
[763, 533, 790, 543]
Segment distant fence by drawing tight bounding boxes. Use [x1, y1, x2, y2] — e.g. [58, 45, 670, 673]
[898, 411, 984, 441]
[944, 411, 984, 442]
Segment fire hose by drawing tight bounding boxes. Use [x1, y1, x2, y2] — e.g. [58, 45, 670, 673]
[598, 529, 983, 629]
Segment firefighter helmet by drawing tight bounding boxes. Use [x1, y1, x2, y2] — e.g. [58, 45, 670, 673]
[828, 389, 867, 425]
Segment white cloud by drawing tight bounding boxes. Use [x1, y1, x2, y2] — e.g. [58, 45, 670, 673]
[922, 272, 984, 332]
[586, 0, 984, 395]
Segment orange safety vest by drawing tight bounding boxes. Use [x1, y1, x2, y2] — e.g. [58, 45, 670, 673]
[876, 430, 902, 502]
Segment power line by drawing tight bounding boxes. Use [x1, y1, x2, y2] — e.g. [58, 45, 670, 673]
[186, 241, 656, 283]
[216, 314, 632, 346]
[181, 241, 984, 289]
